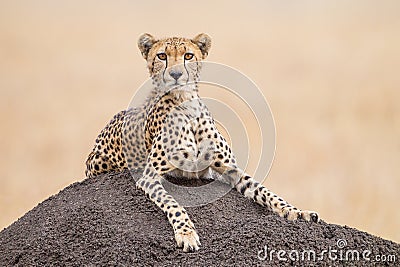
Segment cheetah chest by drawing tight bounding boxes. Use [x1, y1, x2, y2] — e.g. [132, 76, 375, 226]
[145, 93, 214, 178]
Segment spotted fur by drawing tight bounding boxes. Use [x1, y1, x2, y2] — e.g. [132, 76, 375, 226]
[86, 33, 319, 252]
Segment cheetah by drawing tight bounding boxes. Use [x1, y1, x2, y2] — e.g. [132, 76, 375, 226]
[85, 33, 319, 252]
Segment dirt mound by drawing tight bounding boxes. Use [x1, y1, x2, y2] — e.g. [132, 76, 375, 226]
[0, 170, 398, 266]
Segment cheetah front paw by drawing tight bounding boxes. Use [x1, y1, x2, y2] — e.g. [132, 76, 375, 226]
[175, 228, 201, 252]
[284, 209, 319, 223]
[299, 210, 319, 222]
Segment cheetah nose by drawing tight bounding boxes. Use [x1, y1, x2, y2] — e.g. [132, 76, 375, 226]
[169, 70, 183, 81]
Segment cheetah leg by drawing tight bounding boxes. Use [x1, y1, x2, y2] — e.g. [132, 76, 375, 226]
[85, 151, 122, 178]
[205, 135, 319, 222]
[227, 167, 318, 222]
[136, 165, 201, 252]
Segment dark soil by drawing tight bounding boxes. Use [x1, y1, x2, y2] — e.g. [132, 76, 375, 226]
[0, 170, 398, 266]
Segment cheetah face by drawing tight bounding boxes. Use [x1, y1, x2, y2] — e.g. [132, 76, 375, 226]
[138, 33, 211, 91]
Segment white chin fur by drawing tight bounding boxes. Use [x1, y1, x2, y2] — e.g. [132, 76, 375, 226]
[172, 90, 196, 102]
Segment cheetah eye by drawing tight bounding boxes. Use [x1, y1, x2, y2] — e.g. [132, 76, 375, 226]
[184, 53, 194, 60]
[157, 53, 167, 60]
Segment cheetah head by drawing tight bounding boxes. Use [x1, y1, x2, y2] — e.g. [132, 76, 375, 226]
[138, 33, 211, 92]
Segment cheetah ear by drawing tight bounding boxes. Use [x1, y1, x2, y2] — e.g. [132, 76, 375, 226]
[192, 33, 211, 59]
[138, 33, 156, 60]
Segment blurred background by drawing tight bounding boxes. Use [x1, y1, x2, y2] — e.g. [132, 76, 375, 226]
[0, 1, 399, 243]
